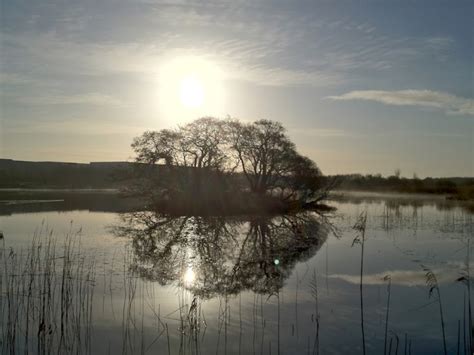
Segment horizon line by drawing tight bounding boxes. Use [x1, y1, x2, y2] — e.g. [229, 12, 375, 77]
[1, 157, 472, 179]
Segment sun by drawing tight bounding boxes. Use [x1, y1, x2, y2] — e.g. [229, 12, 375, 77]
[157, 55, 225, 124]
[180, 76, 204, 108]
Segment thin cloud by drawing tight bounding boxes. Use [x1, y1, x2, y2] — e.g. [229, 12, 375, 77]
[289, 127, 350, 137]
[327, 90, 474, 116]
[17, 93, 124, 106]
[5, 119, 145, 135]
[0, 73, 38, 85]
[1, 8, 430, 90]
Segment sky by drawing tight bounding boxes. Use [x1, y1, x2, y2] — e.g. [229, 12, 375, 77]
[0, 0, 473, 177]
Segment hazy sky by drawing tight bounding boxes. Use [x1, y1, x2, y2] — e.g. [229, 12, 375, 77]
[1, 0, 473, 177]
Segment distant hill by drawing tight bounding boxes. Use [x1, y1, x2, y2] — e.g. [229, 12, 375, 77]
[0, 159, 134, 188]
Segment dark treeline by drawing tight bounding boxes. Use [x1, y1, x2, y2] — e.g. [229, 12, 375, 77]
[0, 159, 130, 188]
[330, 173, 474, 200]
[2, 158, 473, 201]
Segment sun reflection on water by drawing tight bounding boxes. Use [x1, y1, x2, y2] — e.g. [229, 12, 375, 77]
[183, 266, 195, 287]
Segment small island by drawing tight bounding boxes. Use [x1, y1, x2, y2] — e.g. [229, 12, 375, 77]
[128, 117, 334, 215]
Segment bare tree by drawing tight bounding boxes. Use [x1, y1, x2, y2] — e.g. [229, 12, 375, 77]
[131, 129, 181, 165]
[178, 117, 229, 171]
[229, 119, 322, 197]
[132, 117, 229, 171]
[280, 154, 323, 201]
[229, 120, 292, 193]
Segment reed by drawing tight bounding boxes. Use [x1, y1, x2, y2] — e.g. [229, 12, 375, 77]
[456, 240, 473, 355]
[352, 211, 368, 355]
[422, 265, 447, 355]
[0, 228, 95, 355]
[309, 268, 320, 355]
[384, 275, 392, 355]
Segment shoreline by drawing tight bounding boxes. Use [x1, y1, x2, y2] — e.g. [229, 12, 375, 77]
[0, 187, 468, 199]
[0, 188, 120, 193]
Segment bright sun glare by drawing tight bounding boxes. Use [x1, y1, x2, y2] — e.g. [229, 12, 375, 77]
[180, 76, 204, 108]
[183, 267, 195, 286]
[158, 55, 225, 124]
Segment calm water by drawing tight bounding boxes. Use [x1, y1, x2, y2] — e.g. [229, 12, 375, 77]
[0, 191, 472, 354]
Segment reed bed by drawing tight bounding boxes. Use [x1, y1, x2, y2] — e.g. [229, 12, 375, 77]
[0, 229, 96, 355]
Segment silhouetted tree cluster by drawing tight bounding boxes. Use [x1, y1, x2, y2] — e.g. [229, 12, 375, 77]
[130, 117, 329, 213]
[132, 118, 231, 170]
[228, 119, 323, 197]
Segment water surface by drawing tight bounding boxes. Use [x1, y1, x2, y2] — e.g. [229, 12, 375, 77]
[0, 191, 472, 354]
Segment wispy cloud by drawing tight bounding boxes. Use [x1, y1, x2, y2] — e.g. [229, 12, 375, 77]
[0, 73, 38, 85]
[16, 92, 124, 106]
[327, 90, 474, 116]
[5, 119, 145, 135]
[289, 127, 350, 137]
[1, 31, 341, 88]
[2, 4, 443, 91]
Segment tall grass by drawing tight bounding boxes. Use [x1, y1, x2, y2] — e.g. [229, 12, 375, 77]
[384, 275, 392, 355]
[422, 265, 447, 355]
[309, 268, 320, 355]
[0, 229, 96, 355]
[352, 211, 368, 355]
[457, 239, 473, 355]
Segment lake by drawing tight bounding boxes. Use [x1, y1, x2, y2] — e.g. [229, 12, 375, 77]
[0, 191, 472, 354]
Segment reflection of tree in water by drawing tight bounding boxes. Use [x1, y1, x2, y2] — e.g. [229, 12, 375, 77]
[115, 212, 329, 298]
